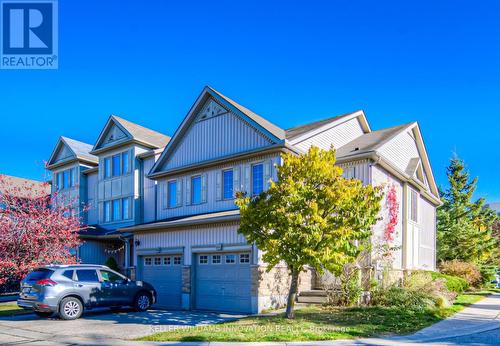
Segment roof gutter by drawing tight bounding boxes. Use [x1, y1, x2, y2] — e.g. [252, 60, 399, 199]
[118, 214, 240, 233]
[148, 143, 291, 179]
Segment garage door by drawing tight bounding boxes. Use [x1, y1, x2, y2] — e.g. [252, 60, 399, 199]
[141, 255, 182, 309]
[195, 252, 252, 313]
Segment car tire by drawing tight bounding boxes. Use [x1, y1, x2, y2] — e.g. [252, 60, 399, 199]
[59, 297, 83, 320]
[134, 292, 151, 312]
[34, 311, 53, 318]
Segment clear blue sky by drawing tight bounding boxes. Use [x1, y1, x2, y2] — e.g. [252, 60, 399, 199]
[0, 0, 499, 202]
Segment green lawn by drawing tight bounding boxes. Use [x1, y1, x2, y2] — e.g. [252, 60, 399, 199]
[137, 290, 497, 342]
[0, 303, 29, 317]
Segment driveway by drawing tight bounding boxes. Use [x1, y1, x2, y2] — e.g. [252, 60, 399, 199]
[0, 308, 244, 345]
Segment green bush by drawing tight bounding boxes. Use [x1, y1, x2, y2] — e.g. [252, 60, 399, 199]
[478, 265, 497, 285]
[430, 272, 469, 293]
[440, 260, 482, 287]
[371, 286, 436, 311]
[105, 257, 119, 272]
[370, 271, 457, 311]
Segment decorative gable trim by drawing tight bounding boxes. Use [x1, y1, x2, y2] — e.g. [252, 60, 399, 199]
[46, 137, 97, 170]
[149, 86, 286, 178]
[90, 115, 134, 154]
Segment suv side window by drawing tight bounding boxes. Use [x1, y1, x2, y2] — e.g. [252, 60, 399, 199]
[99, 270, 124, 283]
[62, 270, 74, 280]
[75, 269, 99, 282]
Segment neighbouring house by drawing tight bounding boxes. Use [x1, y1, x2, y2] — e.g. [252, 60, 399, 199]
[45, 86, 440, 314]
[0, 174, 51, 199]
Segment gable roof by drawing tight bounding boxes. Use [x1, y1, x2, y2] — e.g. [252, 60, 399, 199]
[336, 123, 414, 159]
[286, 111, 360, 140]
[209, 87, 286, 141]
[91, 115, 170, 154]
[149, 86, 289, 177]
[46, 136, 98, 169]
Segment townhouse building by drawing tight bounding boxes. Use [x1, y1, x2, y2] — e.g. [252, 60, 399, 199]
[46, 86, 441, 314]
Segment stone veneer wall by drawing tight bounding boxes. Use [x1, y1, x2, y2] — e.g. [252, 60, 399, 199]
[252, 265, 314, 312]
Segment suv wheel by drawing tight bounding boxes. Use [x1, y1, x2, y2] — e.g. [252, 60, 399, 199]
[134, 292, 151, 311]
[59, 297, 83, 320]
[34, 311, 53, 318]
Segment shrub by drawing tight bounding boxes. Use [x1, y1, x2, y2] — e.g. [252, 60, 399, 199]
[325, 265, 362, 307]
[370, 271, 456, 311]
[105, 257, 119, 272]
[478, 265, 497, 285]
[430, 271, 469, 293]
[440, 260, 482, 287]
[371, 286, 436, 311]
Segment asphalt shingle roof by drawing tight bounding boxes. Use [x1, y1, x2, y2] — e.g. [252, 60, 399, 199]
[112, 115, 171, 149]
[0, 174, 51, 198]
[285, 111, 360, 140]
[61, 137, 98, 164]
[336, 122, 414, 159]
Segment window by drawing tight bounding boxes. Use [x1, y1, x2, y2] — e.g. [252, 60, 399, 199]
[104, 157, 111, 178]
[75, 269, 99, 282]
[212, 255, 221, 264]
[191, 176, 202, 204]
[57, 172, 63, 190]
[122, 198, 130, 220]
[225, 254, 236, 264]
[223, 170, 233, 199]
[112, 154, 121, 177]
[112, 199, 121, 221]
[122, 151, 130, 174]
[62, 270, 74, 280]
[154, 257, 161, 265]
[252, 164, 264, 195]
[69, 168, 75, 187]
[163, 257, 171, 265]
[63, 170, 69, 189]
[168, 181, 177, 207]
[173, 256, 182, 265]
[199, 255, 208, 264]
[144, 257, 152, 266]
[26, 268, 53, 281]
[409, 189, 418, 222]
[240, 254, 250, 263]
[100, 270, 124, 283]
[104, 201, 111, 222]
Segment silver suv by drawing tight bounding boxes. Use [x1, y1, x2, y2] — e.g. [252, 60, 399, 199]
[17, 264, 156, 320]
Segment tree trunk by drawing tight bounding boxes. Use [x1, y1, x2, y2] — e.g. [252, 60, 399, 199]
[285, 269, 299, 319]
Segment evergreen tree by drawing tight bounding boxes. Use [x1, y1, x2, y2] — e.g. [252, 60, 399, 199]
[437, 156, 498, 264]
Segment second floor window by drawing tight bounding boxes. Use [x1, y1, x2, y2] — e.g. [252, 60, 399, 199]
[252, 163, 264, 195]
[223, 169, 233, 199]
[104, 150, 131, 179]
[168, 180, 177, 207]
[104, 157, 111, 178]
[409, 189, 418, 222]
[191, 176, 202, 204]
[112, 199, 120, 221]
[56, 168, 75, 190]
[112, 154, 120, 177]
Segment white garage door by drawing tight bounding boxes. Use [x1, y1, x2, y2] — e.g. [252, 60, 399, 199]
[141, 255, 182, 309]
[195, 252, 252, 313]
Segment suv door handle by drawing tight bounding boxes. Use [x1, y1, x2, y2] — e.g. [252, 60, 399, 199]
[75, 284, 83, 287]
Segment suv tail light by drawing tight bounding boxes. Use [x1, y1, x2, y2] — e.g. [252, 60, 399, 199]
[36, 279, 57, 286]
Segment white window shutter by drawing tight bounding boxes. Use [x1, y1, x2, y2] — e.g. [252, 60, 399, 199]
[201, 174, 207, 203]
[215, 171, 222, 201]
[244, 164, 251, 194]
[176, 178, 183, 207]
[186, 177, 191, 205]
[264, 160, 272, 190]
[233, 166, 241, 194]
